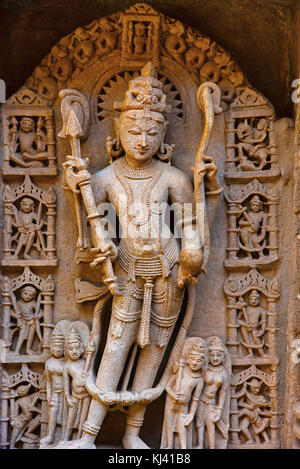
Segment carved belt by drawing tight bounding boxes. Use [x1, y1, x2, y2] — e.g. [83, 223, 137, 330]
[116, 238, 179, 348]
[117, 237, 179, 281]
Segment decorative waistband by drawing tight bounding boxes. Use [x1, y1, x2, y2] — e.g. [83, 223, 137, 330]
[118, 238, 179, 281]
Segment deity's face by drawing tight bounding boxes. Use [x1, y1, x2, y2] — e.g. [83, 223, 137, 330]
[20, 198, 34, 213]
[51, 340, 64, 358]
[249, 291, 260, 307]
[249, 196, 262, 213]
[117, 110, 167, 164]
[249, 382, 261, 395]
[16, 384, 30, 397]
[188, 349, 206, 372]
[21, 286, 36, 302]
[67, 340, 83, 361]
[135, 23, 145, 37]
[20, 117, 34, 133]
[208, 347, 225, 366]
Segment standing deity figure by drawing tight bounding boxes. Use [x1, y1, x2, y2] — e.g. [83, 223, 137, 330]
[237, 378, 271, 444]
[40, 320, 71, 447]
[59, 62, 222, 449]
[9, 384, 41, 449]
[9, 116, 48, 168]
[10, 285, 43, 355]
[11, 197, 45, 260]
[195, 336, 231, 449]
[237, 289, 267, 357]
[59, 323, 91, 443]
[238, 195, 268, 256]
[161, 337, 208, 449]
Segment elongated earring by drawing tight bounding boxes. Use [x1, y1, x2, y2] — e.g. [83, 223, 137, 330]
[106, 135, 123, 164]
[157, 143, 175, 165]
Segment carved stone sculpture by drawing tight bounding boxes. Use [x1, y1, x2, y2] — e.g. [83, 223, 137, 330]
[225, 180, 278, 268]
[60, 322, 91, 443]
[224, 88, 279, 182]
[40, 320, 71, 447]
[224, 269, 280, 363]
[0, 364, 47, 449]
[3, 177, 57, 266]
[161, 337, 208, 449]
[229, 366, 279, 448]
[55, 60, 222, 449]
[1, 268, 55, 361]
[2, 89, 57, 175]
[195, 336, 231, 449]
[0, 2, 291, 451]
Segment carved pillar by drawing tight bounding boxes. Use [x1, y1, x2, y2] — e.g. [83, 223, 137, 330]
[226, 203, 239, 260]
[226, 296, 239, 356]
[225, 116, 236, 174]
[266, 298, 277, 357]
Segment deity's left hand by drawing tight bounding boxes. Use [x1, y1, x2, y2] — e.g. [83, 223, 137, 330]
[177, 248, 203, 288]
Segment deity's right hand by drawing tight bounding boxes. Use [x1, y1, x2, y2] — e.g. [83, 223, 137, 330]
[62, 155, 91, 192]
[90, 241, 118, 267]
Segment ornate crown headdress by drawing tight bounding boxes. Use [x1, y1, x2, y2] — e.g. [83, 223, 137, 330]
[114, 62, 171, 114]
[207, 336, 225, 351]
[51, 330, 65, 344]
[191, 338, 207, 353]
[66, 327, 82, 345]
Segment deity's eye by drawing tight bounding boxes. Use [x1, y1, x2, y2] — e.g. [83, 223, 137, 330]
[147, 130, 159, 137]
[128, 128, 141, 135]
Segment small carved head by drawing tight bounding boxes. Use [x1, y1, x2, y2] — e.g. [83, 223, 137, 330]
[134, 22, 146, 37]
[249, 195, 262, 213]
[248, 289, 261, 307]
[247, 377, 262, 395]
[51, 331, 65, 359]
[20, 117, 35, 133]
[21, 285, 37, 302]
[20, 197, 35, 214]
[113, 62, 171, 164]
[207, 336, 226, 367]
[187, 339, 207, 372]
[15, 383, 31, 397]
[66, 327, 84, 361]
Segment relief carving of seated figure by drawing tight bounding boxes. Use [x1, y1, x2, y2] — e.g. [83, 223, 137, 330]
[9, 116, 48, 168]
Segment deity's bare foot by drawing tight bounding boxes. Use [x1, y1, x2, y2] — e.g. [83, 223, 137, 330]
[54, 439, 96, 449]
[39, 435, 54, 448]
[122, 435, 149, 449]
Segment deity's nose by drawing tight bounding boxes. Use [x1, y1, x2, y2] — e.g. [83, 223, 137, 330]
[139, 132, 149, 148]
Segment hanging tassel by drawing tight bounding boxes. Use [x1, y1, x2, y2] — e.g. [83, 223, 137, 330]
[137, 278, 154, 348]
